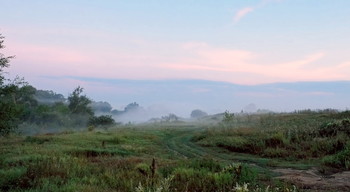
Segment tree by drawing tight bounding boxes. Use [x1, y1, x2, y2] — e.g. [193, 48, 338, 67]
[124, 102, 140, 112]
[90, 101, 112, 113]
[161, 113, 179, 122]
[0, 34, 14, 85]
[222, 110, 235, 124]
[190, 109, 208, 119]
[68, 86, 93, 116]
[34, 89, 66, 104]
[0, 34, 20, 135]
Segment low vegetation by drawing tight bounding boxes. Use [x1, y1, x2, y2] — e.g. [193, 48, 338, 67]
[195, 111, 350, 170]
[1, 125, 302, 192]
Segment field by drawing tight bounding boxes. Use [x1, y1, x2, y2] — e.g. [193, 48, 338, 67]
[1, 111, 350, 192]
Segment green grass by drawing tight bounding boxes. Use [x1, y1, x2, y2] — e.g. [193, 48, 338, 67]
[196, 112, 350, 166]
[1, 111, 349, 191]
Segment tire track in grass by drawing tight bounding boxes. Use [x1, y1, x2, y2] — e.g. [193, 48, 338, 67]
[163, 128, 236, 163]
[164, 128, 312, 169]
[162, 127, 312, 173]
[161, 127, 350, 191]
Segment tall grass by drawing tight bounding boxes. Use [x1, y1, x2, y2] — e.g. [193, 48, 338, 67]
[196, 111, 350, 169]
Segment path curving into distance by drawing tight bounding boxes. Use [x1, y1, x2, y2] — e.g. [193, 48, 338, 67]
[162, 127, 265, 165]
[161, 127, 350, 192]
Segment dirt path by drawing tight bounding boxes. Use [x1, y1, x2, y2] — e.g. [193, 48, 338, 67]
[163, 128, 350, 191]
[274, 168, 350, 191]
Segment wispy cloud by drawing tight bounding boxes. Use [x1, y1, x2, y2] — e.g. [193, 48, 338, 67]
[163, 41, 350, 84]
[233, 0, 283, 24]
[7, 32, 350, 86]
[233, 7, 254, 23]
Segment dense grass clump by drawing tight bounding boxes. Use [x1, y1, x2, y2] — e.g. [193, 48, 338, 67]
[196, 112, 350, 170]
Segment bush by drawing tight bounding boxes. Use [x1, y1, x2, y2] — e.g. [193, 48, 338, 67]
[222, 111, 235, 124]
[318, 118, 350, 137]
[322, 142, 350, 170]
[88, 115, 115, 128]
[264, 132, 285, 148]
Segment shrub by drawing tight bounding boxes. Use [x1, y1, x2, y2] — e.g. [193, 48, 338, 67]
[264, 132, 285, 148]
[322, 142, 350, 170]
[318, 118, 350, 137]
[222, 110, 235, 124]
[88, 115, 115, 128]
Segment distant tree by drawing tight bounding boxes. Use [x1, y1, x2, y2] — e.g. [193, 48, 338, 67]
[190, 109, 208, 119]
[68, 86, 93, 116]
[52, 102, 69, 114]
[90, 101, 112, 113]
[222, 110, 234, 124]
[124, 102, 140, 112]
[161, 113, 179, 122]
[35, 89, 66, 104]
[15, 84, 38, 121]
[111, 109, 123, 115]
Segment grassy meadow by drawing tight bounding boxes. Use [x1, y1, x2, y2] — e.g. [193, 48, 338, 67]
[1, 111, 350, 192]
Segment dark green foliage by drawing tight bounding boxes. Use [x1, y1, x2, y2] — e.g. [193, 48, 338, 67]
[0, 34, 39, 136]
[0, 34, 15, 84]
[0, 79, 37, 135]
[0, 99, 21, 135]
[68, 86, 93, 116]
[35, 89, 66, 104]
[0, 34, 18, 135]
[90, 101, 112, 113]
[318, 118, 350, 137]
[19, 102, 72, 130]
[222, 110, 234, 124]
[322, 142, 350, 170]
[88, 115, 115, 128]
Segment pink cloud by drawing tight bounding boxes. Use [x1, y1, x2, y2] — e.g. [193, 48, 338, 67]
[7, 35, 350, 86]
[7, 42, 92, 78]
[159, 42, 350, 84]
[232, 0, 284, 24]
[233, 7, 254, 23]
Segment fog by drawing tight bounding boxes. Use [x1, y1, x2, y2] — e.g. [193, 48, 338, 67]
[17, 79, 350, 135]
[82, 79, 350, 121]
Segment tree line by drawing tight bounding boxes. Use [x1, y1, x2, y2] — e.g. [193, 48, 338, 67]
[0, 34, 115, 136]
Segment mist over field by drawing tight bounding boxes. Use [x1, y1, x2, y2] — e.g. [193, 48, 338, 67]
[55, 77, 350, 119]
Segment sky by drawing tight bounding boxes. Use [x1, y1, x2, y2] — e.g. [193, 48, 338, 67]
[1, 0, 350, 115]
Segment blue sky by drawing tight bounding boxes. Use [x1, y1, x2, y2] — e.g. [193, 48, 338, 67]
[1, 0, 350, 114]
